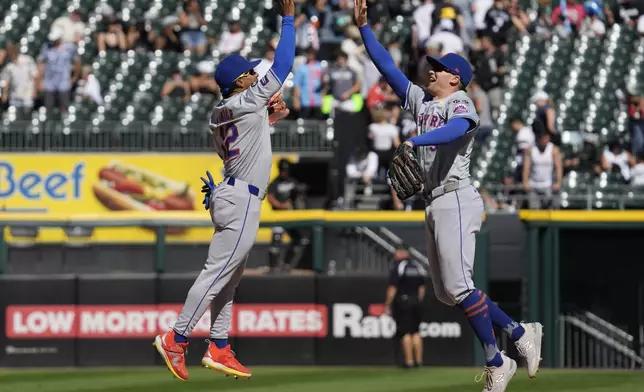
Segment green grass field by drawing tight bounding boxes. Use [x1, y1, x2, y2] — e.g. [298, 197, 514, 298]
[1, 366, 643, 392]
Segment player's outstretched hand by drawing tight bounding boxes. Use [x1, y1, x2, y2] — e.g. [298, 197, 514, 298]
[275, 0, 294, 17]
[268, 91, 290, 125]
[353, 0, 368, 27]
[200, 171, 215, 210]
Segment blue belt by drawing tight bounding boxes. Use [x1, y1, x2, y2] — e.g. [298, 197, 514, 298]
[227, 177, 263, 199]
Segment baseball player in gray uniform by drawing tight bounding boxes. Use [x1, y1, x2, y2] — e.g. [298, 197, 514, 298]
[354, 1, 542, 391]
[153, 0, 296, 382]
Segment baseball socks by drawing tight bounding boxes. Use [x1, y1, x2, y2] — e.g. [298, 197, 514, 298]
[212, 338, 228, 348]
[173, 331, 189, 343]
[485, 298, 526, 341]
[459, 289, 503, 367]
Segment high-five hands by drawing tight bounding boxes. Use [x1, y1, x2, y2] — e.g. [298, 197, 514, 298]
[353, 0, 368, 27]
[276, 0, 294, 16]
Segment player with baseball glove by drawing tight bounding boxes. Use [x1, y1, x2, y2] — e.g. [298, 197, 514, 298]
[388, 142, 424, 200]
[355, 0, 542, 391]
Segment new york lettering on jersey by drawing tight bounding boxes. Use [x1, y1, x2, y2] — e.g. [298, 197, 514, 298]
[404, 85, 480, 190]
[209, 70, 282, 189]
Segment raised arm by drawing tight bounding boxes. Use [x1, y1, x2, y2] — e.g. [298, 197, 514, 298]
[354, 0, 410, 102]
[270, 0, 296, 84]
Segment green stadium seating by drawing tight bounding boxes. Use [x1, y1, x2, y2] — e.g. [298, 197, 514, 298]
[2, 0, 644, 209]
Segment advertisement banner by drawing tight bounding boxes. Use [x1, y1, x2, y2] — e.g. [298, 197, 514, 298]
[5, 304, 328, 339]
[0, 275, 474, 367]
[0, 154, 297, 244]
[0, 276, 76, 367]
[315, 275, 473, 366]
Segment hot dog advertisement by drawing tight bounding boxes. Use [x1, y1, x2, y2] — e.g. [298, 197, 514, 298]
[93, 161, 195, 213]
[1, 153, 297, 243]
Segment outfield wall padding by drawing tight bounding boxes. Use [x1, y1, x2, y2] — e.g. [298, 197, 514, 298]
[0, 275, 474, 367]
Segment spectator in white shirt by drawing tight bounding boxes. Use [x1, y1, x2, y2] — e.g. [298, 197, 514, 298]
[369, 107, 401, 176]
[341, 25, 364, 75]
[0, 42, 38, 110]
[50, 9, 86, 44]
[601, 139, 635, 182]
[413, 0, 436, 49]
[346, 145, 379, 183]
[473, 0, 494, 34]
[426, 29, 465, 56]
[510, 118, 535, 181]
[580, 3, 606, 37]
[630, 151, 644, 186]
[345, 145, 379, 207]
[217, 20, 245, 55]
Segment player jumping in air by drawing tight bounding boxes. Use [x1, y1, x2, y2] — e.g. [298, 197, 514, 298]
[353, 0, 542, 391]
[153, 0, 295, 382]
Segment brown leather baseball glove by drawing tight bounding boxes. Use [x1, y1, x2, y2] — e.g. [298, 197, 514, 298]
[388, 142, 424, 200]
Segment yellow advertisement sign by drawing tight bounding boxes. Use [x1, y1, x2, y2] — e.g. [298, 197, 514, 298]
[1, 153, 297, 243]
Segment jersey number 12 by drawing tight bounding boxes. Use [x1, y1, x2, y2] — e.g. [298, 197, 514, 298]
[219, 124, 240, 160]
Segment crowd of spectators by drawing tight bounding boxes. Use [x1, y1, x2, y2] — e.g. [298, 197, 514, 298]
[278, 0, 643, 210]
[0, 1, 228, 116]
[1, 0, 644, 211]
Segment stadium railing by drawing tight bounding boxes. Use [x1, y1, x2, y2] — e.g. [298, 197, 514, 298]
[560, 312, 644, 369]
[0, 210, 430, 275]
[0, 119, 335, 155]
[481, 183, 644, 210]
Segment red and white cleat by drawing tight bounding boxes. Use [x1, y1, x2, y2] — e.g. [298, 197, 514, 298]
[153, 330, 189, 382]
[201, 341, 252, 379]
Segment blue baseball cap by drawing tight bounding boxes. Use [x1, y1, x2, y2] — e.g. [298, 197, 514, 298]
[214, 54, 261, 96]
[425, 53, 473, 89]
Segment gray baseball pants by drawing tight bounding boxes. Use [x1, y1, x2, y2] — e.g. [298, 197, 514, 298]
[424, 184, 484, 306]
[173, 179, 263, 339]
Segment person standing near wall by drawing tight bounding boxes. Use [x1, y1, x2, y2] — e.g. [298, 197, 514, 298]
[385, 248, 426, 368]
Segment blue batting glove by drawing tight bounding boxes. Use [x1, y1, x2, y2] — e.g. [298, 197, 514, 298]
[200, 171, 215, 210]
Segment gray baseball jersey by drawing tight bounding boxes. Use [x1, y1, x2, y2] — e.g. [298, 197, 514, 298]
[209, 69, 282, 190]
[403, 84, 484, 306]
[404, 87, 479, 191]
[173, 69, 282, 339]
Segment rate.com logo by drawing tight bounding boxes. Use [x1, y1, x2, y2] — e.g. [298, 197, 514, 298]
[5, 303, 460, 339]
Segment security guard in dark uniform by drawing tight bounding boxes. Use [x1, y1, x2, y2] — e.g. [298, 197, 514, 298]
[385, 248, 426, 368]
[267, 159, 309, 273]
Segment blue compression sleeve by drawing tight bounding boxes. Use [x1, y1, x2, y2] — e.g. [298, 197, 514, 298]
[408, 118, 471, 146]
[359, 25, 410, 102]
[271, 16, 296, 83]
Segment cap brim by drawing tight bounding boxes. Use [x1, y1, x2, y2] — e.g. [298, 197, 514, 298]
[425, 55, 467, 91]
[425, 55, 450, 72]
[248, 59, 262, 72]
[221, 59, 264, 97]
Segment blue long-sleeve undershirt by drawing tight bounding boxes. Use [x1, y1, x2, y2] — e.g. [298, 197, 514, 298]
[271, 16, 296, 83]
[359, 25, 410, 104]
[408, 118, 472, 147]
